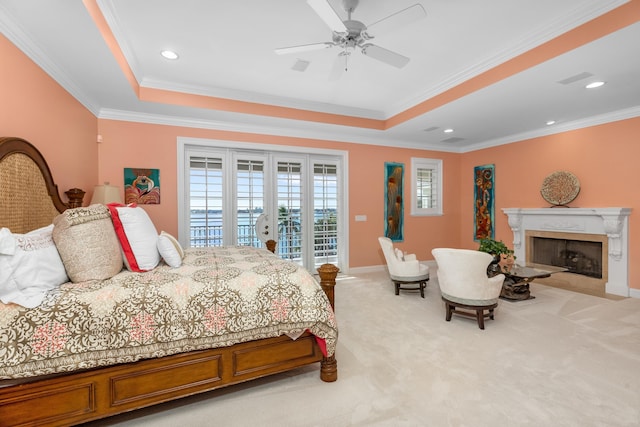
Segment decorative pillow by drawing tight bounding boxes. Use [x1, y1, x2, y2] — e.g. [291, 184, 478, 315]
[0, 225, 68, 308]
[108, 204, 160, 272]
[53, 204, 123, 282]
[157, 231, 185, 268]
[394, 247, 404, 262]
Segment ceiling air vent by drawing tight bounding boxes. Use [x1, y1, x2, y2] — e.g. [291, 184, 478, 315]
[423, 126, 439, 132]
[441, 137, 465, 143]
[292, 59, 310, 72]
[557, 72, 593, 85]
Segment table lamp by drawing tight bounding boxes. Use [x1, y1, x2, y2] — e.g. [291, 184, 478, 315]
[90, 182, 123, 205]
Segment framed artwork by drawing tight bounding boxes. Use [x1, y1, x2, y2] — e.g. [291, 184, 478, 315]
[124, 168, 161, 204]
[474, 164, 494, 241]
[384, 162, 404, 242]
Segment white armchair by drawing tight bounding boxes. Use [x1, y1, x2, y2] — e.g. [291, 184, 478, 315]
[431, 248, 505, 329]
[378, 237, 429, 297]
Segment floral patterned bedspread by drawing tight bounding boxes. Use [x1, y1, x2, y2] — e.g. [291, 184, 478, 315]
[0, 246, 337, 379]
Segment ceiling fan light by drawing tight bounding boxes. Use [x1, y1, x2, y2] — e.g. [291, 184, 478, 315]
[160, 50, 179, 60]
[585, 81, 605, 89]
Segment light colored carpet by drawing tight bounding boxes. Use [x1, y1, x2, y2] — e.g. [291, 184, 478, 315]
[88, 267, 640, 427]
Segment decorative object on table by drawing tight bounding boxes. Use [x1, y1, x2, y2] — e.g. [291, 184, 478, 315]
[64, 188, 85, 208]
[432, 248, 505, 330]
[384, 162, 404, 242]
[473, 164, 495, 241]
[540, 170, 580, 206]
[378, 237, 429, 298]
[478, 238, 515, 276]
[124, 168, 160, 204]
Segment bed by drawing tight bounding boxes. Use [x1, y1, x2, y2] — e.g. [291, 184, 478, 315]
[0, 136, 339, 426]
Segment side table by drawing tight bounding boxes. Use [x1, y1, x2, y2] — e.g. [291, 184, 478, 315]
[500, 265, 567, 301]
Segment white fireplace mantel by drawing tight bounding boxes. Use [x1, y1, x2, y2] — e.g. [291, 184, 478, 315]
[502, 208, 632, 297]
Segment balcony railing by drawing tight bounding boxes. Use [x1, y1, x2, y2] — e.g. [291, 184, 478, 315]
[189, 223, 337, 265]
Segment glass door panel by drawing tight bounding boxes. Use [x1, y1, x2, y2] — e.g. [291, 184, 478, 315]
[235, 158, 264, 247]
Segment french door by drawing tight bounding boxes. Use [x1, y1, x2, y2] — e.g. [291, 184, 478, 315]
[179, 140, 346, 271]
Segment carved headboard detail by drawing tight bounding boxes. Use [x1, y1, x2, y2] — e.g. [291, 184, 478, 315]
[0, 137, 69, 234]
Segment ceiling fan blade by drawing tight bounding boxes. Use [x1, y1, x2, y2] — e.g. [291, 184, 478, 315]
[361, 44, 410, 68]
[329, 51, 349, 81]
[365, 4, 426, 38]
[275, 42, 334, 55]
[307, 0, 348, 34]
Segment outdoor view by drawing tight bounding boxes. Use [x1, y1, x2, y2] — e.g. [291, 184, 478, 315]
[188, 156, 338, 268]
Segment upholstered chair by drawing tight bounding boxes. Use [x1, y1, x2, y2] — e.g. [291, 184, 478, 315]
[431, 248, 505, 329]
[378, 237, 429, 297]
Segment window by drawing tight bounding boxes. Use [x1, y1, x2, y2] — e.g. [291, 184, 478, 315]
[411, 157, 442, 216]
[178, 138, 348, 271]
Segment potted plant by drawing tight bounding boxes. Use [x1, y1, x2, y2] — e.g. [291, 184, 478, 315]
[478, 238, 516, 275]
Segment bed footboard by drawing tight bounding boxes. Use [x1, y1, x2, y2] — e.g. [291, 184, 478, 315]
[0, 332, 324, 427]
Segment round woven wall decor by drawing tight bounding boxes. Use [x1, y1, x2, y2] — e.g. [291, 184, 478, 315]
[540, 171, 580, 206]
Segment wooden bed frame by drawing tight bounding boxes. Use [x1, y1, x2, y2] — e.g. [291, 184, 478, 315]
[0, 137, 338, 427]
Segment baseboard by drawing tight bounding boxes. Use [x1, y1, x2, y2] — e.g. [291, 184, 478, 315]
[346, 265, 387, 275]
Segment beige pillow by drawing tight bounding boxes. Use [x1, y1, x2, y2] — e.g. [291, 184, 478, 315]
[157, 231, 185, 268]
[53, 204, 123, 282]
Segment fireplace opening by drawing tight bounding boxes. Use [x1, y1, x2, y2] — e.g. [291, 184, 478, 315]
[531, 237, 602, 279]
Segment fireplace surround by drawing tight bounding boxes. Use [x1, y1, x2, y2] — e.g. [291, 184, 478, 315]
[502, 208, 631, 297]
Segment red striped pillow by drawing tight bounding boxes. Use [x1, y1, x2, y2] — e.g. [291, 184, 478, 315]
[107, 203, 160, 272]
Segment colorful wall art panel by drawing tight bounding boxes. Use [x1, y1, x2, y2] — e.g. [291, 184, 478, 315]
[385, 162, 404, 242]
[124, 168, 161, 204]
[474, 164, 495, 241]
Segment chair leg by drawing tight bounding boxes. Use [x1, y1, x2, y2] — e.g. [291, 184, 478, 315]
[395, 282, 400, 295]
[476, 308, 485, 330]
[445, 301, 453, 322]
[420, 280, 425, 298]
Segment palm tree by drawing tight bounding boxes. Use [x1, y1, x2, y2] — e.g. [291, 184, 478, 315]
[278, 205, 301, 259]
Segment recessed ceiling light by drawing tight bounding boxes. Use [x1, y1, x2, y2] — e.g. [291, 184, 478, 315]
[444, 128, 454, 133]
[546, 120, 556, 126]
[161, 50, 179, 60]
[585, 81, 605, 89]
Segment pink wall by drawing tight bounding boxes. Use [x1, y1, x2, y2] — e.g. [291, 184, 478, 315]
[0, 34, 97, 197]
[459, 117, 640, 289]
[96, 119, 460, 267]
[3, 33, 639, 290]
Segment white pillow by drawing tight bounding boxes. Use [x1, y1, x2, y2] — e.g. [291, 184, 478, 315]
[0, 225, 68, 308]
[157, 231, 185, 268]
[108, 204, 160, 272]
[394, 247, 405, 262]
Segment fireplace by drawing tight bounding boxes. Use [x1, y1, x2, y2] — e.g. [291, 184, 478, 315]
[530, 234, 603, 278]
[502, 208, 631, 297]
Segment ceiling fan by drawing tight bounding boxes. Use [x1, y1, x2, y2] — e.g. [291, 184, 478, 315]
[275, 0, 426, 77]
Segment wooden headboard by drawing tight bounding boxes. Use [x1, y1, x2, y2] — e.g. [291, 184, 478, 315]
[0, 137, 68, 234]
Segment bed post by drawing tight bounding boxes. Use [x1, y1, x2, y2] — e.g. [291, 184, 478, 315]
[317, 263, 339, 382]
[265, 239, 277, 254]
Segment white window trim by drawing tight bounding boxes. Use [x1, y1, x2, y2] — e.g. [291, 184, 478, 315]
[410, 157, 443, 216]
[177, 136, 350, 272]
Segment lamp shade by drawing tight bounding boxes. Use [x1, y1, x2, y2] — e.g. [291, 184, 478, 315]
[90, 183, 122, 205]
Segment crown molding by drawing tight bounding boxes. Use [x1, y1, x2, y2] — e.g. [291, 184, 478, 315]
[0, 3, 101, 116]
[140, 78, 386, 120]
[99, 104, 640, 155]
[461, 105, 640, 153]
